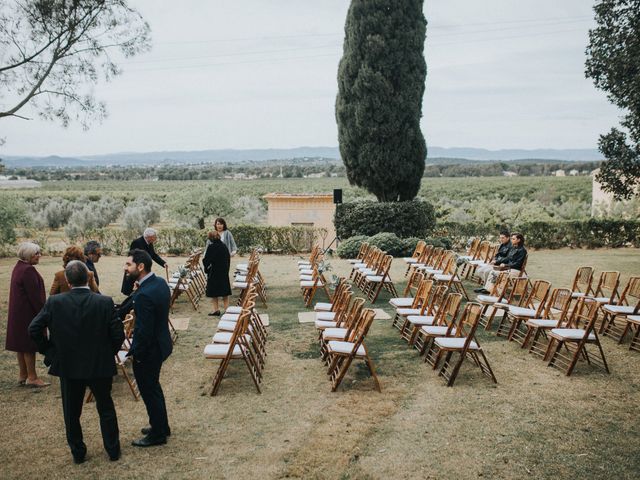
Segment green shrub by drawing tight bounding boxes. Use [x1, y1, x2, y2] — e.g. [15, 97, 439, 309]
[335, 235, 369, 259]
[335, 199, 436, 239]
[70, 225, 319, 256]
[433, 220, 640, 249]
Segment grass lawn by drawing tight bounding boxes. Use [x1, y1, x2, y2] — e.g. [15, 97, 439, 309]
[0, 248, 639, 479]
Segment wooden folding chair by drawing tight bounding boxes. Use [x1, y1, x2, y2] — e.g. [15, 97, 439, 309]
[546, 297, 609, 376]
[326, 308, 380, 392]
[416, 292, 463, 364]
[320, 297, 366, 361]
[522, 288, 573, 354]
[587, 271, 621, 311]
[627, 311, 640, 353]
[480, 276, 530, 331]
[432, 302, 497, 387]
[204, 307, 262, 396]
[347, 242, 370, 266]
[569, 266, 594, 300]
[391, 278, 433, 331]
[402, 240, 427, 277]
[463, 240, 491, 280]
[496, 279, 551, 341]
[362, 254, 398, 303]
[314, 289, 354, 335]
[403, 284, 448, 346]
[600, 276, 640, 341]
[433, 257, 469, 300]
[314, 277, 348, 312]
[477, 271, 510, 329]
[300, 266, 331, 307]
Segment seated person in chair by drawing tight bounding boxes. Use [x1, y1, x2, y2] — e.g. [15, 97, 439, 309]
[475, 232, 527, 295]
[474, 229, 511, 290]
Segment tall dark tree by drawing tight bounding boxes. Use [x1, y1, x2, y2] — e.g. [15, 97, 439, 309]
[0, 0, 150, 131]
[586, 0, 640, 199]
[336, 0, 427, 202]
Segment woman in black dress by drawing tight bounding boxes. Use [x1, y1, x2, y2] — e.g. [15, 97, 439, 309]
[203, 230, 231, 316]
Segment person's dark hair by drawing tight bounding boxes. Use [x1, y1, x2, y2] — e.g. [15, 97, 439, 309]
[65, 260, 89, 287]
[128, 249, 152, 272]
[214, 217, 227, 231]
[499, 229, 510, 237]
[511, 232, 525, 246]
[84, 240, 102, 256]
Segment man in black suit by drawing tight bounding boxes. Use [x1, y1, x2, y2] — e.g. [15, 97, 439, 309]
[124, 249, 173, 447]
[84, 240, 102, 289]
[29, 261, 124, 464]
[120, 228, 169, 295]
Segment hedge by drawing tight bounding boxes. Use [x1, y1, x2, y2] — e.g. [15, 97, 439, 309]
[70, 225, 319, 256]
[434, 220, 640, 249]
[334, 199, 436, 239]
[336, 233, 451, 259]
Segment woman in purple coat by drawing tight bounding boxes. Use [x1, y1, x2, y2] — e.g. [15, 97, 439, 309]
[5, 242, 49, 387]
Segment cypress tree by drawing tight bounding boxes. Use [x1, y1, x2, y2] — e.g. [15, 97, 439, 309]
[336, 0, 427, 202]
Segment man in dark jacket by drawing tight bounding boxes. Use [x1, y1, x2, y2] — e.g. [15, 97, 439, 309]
[120, 228, 168, 295]
[29, 261, 124, 464]
[124, 249, 173, 447]
[476, 232, 528, 294]
[84, 240, 102, 289]
[474, 230, 511, 292]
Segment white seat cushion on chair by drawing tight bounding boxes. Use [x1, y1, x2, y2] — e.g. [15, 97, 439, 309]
[220, 313, 240, 322]
[420, 325, 455, 336]
[507, 306, 537, 317]
[298, 260, 312, 265]
[476, 295, 499, 304]
[299, 269, 314, 276]
[423, 268, 443, 275]
[627, 315, 640, 324]
[590, 296, 613, 303]
[407, 315, 435, 326]
[203, 343, 242, 358]
[550, 328, 595, 340]
[467, 260, 486, 266]
[233, 281, 248, 289]
[434, 337, 479, 350]
[403, 258, 418, 264]
[299, 274, 313, 281]
[226, 306, 242, 314]
[323, 327, 348, 340]
[389, 298, 413, 308]
[396, 308, 421, 316]
[571, 292, 588, 298]
[301, 280, 323, 287]
[314, 302, 333, 312]
[526, 318, 558, 328]
[116, 350, 129, 364]
[212, 332, 251, 343]
[602, 304, 636, 315]
[367, 275, 391, 283]
[315, 320, 337, 329]
[327, 340, 365, 356]
[216, 320, 238, 331]
[315, 311, 336, 321]
[433, 274, 456, 282]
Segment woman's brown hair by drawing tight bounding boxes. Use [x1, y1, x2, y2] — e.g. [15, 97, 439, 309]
[62, 245, 85, 267]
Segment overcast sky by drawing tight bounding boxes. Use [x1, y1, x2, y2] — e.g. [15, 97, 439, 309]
[0, 0, 621, 157]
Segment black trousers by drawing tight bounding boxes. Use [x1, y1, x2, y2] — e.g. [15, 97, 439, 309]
[133, 353, 170, 439]
[59, 377, 120, 459]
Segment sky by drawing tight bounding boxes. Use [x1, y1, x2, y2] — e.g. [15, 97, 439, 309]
[0, 0, 622, 157]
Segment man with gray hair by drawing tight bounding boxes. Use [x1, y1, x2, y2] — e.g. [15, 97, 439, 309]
[30, 260, 124, 464]
[120, 228, 168, 295]
[84, 240, 102, 288]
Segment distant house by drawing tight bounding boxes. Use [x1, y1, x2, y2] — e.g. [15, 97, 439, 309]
[554, 169, 566, 177]
[305, 172, 325, 178]
[502, 171, 518, 177]
[569, 169, 579, 176]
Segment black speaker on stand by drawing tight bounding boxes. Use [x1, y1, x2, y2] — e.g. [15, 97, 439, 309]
[324, 189, 343, 254]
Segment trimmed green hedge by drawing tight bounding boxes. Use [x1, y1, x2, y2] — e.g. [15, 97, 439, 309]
[71, 225, 318, 255]
[434, 220, 640, 249]
[335, 199, 436, 239]
[336, 233, 451, 258]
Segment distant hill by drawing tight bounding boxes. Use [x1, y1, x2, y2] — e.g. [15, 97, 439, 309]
[1, 146, 603, 167]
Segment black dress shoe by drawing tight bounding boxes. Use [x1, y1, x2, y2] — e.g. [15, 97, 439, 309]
[141, 426, 171, 437]
[132, 435, 167, 447]
[473, 287, 484, 293]
[73, 455, 86, 465]
[109, 451, 121, 461]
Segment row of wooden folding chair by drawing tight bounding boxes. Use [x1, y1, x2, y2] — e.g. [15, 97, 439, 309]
[233, 255, 267, 306]
[203, 290, 266, 395]
[169, 250, 206, 311]
[599, 276, 640, 346]
[405, 297, 497, 387]
[350, 246, 398, 303]
[315, 298, 380, 392]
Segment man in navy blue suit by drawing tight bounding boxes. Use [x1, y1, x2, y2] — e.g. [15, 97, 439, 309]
[124, 249, 173, 447]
